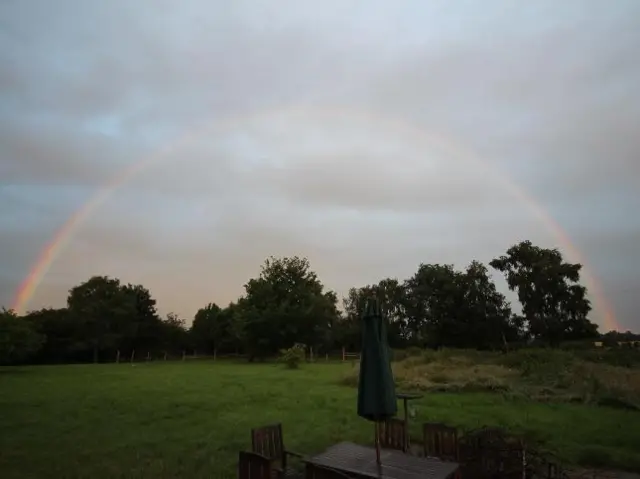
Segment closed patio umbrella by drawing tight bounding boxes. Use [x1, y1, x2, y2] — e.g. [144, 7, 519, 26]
[357, 295, 397, 466]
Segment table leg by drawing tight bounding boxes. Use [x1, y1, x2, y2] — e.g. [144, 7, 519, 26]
[403, 398, 409, 452]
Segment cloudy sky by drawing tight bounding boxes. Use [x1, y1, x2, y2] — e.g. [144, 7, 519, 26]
[1, 0, 638, 331]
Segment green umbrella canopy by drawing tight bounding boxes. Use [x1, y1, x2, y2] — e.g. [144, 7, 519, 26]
[357, 296, 397, 421]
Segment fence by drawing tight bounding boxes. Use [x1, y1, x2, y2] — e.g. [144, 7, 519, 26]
[113, 348, 359, 364]
[113, 350, 244, 363]
[304, 347, 359, 362]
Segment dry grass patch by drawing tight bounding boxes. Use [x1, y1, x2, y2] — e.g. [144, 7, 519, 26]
[342, 348, 640, 410]
[341, 354, 517, 393]
[569, 362, 640, 408]
[494, 348, 640, 409]
[394, 355, 516, 392]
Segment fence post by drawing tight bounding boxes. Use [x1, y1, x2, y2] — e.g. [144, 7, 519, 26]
[130, 350, 135, 364]
[342, 347, 346, 362]
[116, 350, 120, 364]
[325, 353, 329, 362]
[309, 347, 314, 362]
[146, 351, 151, 361]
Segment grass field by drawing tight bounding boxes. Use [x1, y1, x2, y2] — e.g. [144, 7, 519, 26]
[1, 359, 639, 478]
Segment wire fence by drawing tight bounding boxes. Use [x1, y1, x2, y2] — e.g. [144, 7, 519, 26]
[111, 348, 360, 364]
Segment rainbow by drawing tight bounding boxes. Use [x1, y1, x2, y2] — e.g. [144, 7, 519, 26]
[11, 105, 620, 331]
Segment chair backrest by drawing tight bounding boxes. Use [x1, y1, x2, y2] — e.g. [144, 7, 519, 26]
[379, 418, 407, 451]
[423, 423, 459, 461]
[306, 463, 354, 479]
[251, 423, 285, 462]
[525, 451, 568, 479]
[238, 451, 274, 479]
[460, 427, 526, 479]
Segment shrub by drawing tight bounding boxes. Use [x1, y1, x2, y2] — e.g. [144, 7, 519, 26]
[279, 343, 306, 369]
[405, 346, 423, 357]
[497, 349, 575, 378]
[578, 349, 640, 368]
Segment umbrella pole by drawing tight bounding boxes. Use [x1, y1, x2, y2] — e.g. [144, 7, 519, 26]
[375, 422, 381, 466]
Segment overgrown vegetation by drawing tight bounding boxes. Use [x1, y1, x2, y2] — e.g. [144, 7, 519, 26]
[343, 348, 640, 410]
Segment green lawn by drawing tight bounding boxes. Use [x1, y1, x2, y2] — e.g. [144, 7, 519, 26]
[1, 361, 638, 478]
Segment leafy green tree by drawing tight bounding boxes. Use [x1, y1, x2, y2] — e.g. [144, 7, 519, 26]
[402, 263, 462, 347]
[0, 308, 44, 364]
[192, 302, 233, 356]
[67, 276, 136, 362]
[238, 256, 339, 360]
[121, 283, 163, 354]
[221, 301, 244, 354]
[458, 261, 522, 349]
[162, 312, 191, 353]
[341, 278, 407, 348]
[490, 240, 599, 347]
[24, 307, 80, 363]
[9, 240, 620, 365]
[400, 261, 520, 349]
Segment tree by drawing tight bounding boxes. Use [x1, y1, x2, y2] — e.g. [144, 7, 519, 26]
[162, 312, 191, 353]
[67, 276, 136, 362]
[121, 283, 163, 354]
[458, 261, 522, 349]
[402, 263, 463, 347]
[0, 308, 44, 364]
[400, 261, 521, 350]
[24, 307, 80, 363]
[191, 302, 230, 356]
[337, 288, 366, 351]
[7, 240, 625, 365]
[341, 278, 407, 348]
[222, 301, 244, 354]
[238, 256, 339, 360]
[490, 240, 599, 346]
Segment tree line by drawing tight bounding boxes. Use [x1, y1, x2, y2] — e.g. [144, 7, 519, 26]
[1, 240, 634, 365]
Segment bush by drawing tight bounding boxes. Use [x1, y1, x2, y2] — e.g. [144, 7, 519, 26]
[278, 343, 306, 369]
[497, 349, 575, 378]
[578, 349, 640, 368]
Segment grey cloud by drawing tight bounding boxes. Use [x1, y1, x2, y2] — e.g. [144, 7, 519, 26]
[1, 1, 362, 124]
[0, 119, 136, 186]
[601, 277, 640, 332]
[0, 186, 68, 218]
[576, 227, 640, 276]
[1, 0, 638, 329]
[251, 155, 513, 213]
[0, 228, 53, 270]
[355, 12, 640, 197]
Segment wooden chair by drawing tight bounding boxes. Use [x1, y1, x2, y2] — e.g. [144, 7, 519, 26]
[252, 423, 304, 477]
[378, 418, 408, 452]
[524, 450, 569, 479]
[458, 427, 526, 479]
[305, 463, 355, 479]
[423, 423, 459, 461]
[239, 450, 281, 479]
